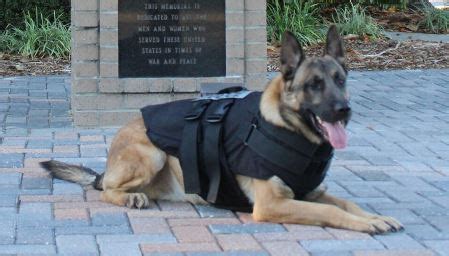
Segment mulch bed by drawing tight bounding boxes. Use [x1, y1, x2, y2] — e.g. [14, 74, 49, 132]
[0, 53, 70, 76]
[1, 37, 449, 76]
[268, 37, 449, 72]
[320, 6, 448, 34]
[368, 7, 448, 34]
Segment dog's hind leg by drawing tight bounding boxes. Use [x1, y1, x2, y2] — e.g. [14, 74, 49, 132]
[100, 142, 166, 209]
[100, 141, 167, 209]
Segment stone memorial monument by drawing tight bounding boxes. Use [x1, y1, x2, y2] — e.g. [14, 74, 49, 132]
[72, 0, 267, 126]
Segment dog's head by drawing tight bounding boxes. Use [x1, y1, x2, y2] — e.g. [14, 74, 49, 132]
[279, 25, 351, 149]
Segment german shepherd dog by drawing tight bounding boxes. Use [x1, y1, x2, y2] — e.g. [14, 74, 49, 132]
[41, 26, 403, 234]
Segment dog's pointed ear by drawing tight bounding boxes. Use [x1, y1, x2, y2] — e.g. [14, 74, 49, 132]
[280, 31, 305, 81]
[325, 25, 345, 69]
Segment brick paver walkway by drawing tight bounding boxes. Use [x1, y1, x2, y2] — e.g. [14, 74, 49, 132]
[0, 69, 448, 255]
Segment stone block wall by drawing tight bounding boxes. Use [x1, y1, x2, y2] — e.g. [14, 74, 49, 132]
[72, 0, 267, 127]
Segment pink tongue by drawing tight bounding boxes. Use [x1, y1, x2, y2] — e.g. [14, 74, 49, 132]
[322, 122, 347, 149]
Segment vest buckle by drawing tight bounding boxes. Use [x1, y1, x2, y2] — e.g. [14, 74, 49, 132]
[206, 99, 234, 123]
[184, 100, 211, 121]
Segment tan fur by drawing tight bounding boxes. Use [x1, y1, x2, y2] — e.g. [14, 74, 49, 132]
[260, 74, 322, 144]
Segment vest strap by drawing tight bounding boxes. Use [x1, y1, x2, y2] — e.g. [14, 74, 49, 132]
[179, 100, 211, 194]
[203, 99, 234, 203]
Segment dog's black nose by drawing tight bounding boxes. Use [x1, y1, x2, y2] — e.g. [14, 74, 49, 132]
[334, 102, 351, 115]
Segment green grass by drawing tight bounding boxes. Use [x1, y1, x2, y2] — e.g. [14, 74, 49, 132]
[419, 3, 449, 33]
[332, 2, 384, 38]
[267, 0, 325, 46]
[0, 9, 71, 58]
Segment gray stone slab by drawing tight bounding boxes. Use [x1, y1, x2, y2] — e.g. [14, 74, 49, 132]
[0, 195, 18, 207]
[16, 227, 54, 245]
[56, 235, 98, 255]
[96, 234, 176, 244]
[2, 138, 27, 147]
[187, 252, 269, 256]
[300, 239, 384, 252]
[375, 209, 425, 225]
[55, 225, 132, 235]
[374, 233, 425, 250]
[0, 154, 23, 168]
[98, 242, 141, 256]
[91, 213, 129, 226]
[52, 183, 83, 195]
[195, 205, 235, 218]
[424, 240, 449, 256]
[19, 202, 52, 216]
[0, 245, 56, 254]
[405, 224, 449, 240]
[21, 177, 52, 189]
[0, 220, 15, 245]
[0, 172, 22, 185]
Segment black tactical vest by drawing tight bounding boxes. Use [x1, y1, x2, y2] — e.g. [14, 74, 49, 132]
[141, 91, 334, 212]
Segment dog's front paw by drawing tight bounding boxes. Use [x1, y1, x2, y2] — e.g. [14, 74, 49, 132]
[370, 215, 403, 232]
[347, 216, 403, 235]
[364, 218, 398, 234]
[126, 193, 150, 209]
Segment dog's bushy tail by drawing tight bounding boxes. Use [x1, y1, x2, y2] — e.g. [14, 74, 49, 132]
[40, 160, 103, 190]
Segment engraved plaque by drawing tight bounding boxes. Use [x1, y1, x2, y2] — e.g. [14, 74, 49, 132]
[118, 0, 226, 78]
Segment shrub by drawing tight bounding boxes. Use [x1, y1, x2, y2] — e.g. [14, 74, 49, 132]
[311, 0, 409, 9]
[419, 3, 449, 33]
[267, 0, 325, 46]
[333, 2, 384, 38]
[0, 0, 70, 30]
[0, 9, 71, 58]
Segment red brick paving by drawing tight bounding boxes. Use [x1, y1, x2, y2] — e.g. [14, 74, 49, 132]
[262, 241, 310, 256]
[172, 226, 215, 243]
[129, 217, 171, 234]
[140, 242, 221, 253]
[216, 234, 263, 251]
[167, 217, 240, 226]
[20, 195, 84, 203]
[326, 227, 373, 240]
[254, 230, 334, 242]
[54, 208, 89, 220]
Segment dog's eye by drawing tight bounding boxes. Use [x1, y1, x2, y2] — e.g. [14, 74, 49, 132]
[334, 74, 346, 87]
[337, 79, 345, 87]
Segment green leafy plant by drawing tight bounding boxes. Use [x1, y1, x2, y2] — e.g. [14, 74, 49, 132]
[419, 2, 449, 33]
[267, 0, 325, 45]
[0, 0, 70, 30]
[0, 9, 71, 58]
[311, 0, 409, 9]
[332, 2, 384, 38]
